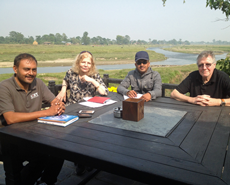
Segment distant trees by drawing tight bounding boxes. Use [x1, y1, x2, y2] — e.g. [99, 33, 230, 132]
[0, 31, 35, 44]
[0, 36, 4, 43]
[0, 31, 117, 45]
[149, 38, 190, 45]
[9, 31, 24, 43]
[35, 33, 72, 44]
[90, 36, 114, 45]
[1, 31, 230, 45]
[184, 40, 190, 45]
[116, 35, 124, 45]
[55, 33, 63, 44]
[116, 35, 130, 45]
[124, 35, 131, 44]
[210, 39, 230, 44]
[81, 32, 90, 45]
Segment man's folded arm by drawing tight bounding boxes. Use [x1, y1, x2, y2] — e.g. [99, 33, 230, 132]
[3, 98, 65, 125]
[171, 89, 192, 103]
[4, 110, 54, 125]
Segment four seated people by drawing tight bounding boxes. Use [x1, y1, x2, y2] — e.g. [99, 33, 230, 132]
[0, 50, 229, 184]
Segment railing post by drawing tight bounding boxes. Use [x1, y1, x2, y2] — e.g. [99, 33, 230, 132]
[162, 84, 165, 97]
[103, 74, 109, 87]
[48, 80, 58, 96]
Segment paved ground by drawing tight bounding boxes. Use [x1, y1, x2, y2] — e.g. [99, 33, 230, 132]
[0, 160, 147, 185]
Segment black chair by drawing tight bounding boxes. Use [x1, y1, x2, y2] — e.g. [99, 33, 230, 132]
[0, 115, 6, 162]
[0, 144, 2, 161]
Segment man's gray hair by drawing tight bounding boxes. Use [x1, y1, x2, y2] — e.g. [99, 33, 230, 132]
[196, 51, 216, 65]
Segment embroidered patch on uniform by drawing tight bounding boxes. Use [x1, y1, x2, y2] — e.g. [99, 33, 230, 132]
[31, 92, 39, 99]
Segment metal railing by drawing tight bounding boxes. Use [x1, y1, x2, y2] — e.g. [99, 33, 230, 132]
[47, 74, 178, 97]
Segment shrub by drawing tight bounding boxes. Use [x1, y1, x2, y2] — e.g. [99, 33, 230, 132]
[216, 57, 230, 76]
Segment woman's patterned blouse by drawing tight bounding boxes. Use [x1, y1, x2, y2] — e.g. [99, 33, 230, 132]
[64, 69, 109, 105]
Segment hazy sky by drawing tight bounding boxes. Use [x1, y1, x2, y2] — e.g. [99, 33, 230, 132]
[0, 0, 229, 42]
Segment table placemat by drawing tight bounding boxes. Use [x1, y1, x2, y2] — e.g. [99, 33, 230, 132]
[89, 106, 187, 137]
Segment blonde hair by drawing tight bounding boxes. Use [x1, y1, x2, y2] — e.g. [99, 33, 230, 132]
[71, 51, 97, 76]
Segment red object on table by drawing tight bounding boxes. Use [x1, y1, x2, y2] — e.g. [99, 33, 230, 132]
[87, 96, 111, 104]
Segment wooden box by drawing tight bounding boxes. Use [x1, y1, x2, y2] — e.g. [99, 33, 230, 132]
[122, 98, 144, 122]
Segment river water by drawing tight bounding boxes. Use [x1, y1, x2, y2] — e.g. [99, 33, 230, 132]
[0, 48, 226, 74]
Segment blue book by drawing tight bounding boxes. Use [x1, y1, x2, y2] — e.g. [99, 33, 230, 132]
[38, 114, 79, 127]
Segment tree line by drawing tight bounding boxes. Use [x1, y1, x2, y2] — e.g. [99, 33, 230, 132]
[0, 31, 192, 46]
[2, 31, 230, 46]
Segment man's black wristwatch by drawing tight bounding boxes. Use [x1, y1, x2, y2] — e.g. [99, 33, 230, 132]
[220, 99, 226, 106]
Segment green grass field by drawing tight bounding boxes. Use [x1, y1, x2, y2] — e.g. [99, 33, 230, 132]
[0, 64, 199, 97]
[0, 44, 166, 64]
[0, 64, 198, 87]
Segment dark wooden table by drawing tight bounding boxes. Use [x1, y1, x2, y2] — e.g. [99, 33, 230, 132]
[1, 92, 230, 185]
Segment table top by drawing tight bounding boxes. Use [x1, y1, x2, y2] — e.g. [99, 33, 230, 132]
[1, 92, 230, 185]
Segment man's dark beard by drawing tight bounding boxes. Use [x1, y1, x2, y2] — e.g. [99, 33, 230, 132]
[18, 75, 35, 86]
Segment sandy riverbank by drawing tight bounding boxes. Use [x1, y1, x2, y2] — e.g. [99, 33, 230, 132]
[0, 58, 184, 68]
[0, 59, 137, 68]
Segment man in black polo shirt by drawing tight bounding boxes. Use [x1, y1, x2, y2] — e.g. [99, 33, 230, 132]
[171, 51, 230, 106]
[0, 53, 65, 185]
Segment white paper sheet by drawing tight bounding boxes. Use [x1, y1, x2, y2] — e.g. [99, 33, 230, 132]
[79, 97, 117, 108]
[123, 93, 143, 100]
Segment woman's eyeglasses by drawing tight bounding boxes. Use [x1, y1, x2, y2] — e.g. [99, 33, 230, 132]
[198, 63, 214, 68]
[136, 60, 148, 65]
[80, 51, 93, 56]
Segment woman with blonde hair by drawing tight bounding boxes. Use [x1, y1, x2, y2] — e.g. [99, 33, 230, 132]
[56, 51, 109, 105]
[56, 51, 109, 175]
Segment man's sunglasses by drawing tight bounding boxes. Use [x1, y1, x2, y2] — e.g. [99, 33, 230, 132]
[198, 63, 213, 68]
[80, 51, 93, 56]
[136, 60, 148, 65]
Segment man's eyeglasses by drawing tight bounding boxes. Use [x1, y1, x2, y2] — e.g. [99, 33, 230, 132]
[198, 63, 214, 68]
[136, 60, 148, 65]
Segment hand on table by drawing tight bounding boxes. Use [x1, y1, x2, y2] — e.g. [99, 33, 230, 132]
[197, 95, 221, 106]
[49, 98, 66, 115]
[189, 95, 211, 106]
[127, 90, 137, 98]
[141, 93, 152, 102]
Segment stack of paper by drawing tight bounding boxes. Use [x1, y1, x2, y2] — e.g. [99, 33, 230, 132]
[123, 93, 143, 100]
[79, 97, 117, 108]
